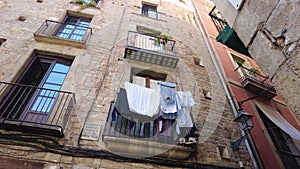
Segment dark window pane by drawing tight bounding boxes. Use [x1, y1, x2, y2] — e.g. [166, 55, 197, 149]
[142, 4, 157, 19]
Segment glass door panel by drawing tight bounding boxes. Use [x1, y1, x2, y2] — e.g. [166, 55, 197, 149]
[30, 63, 70, 113]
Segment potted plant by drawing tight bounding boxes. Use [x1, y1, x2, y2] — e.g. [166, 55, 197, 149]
[249, 68, 259, 76]
[75, 0, 97, 8]
[236, 61, 244, 67]
[156, 33, 171, 45]
[89, 0, 97, 7]
[75, 0, 84, 4]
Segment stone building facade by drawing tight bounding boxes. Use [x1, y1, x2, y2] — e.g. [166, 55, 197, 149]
[0, 0, 250, 168]
[213, 0, 300, 121]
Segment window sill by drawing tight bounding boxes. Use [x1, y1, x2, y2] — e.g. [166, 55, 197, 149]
[34, 34, 86, 49]
[132, 13, 167, 23]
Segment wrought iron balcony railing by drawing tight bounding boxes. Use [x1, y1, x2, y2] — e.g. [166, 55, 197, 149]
[124, 31, 179, 68]
[103, 100, 196, 160]
[209, 6, 227, 33]
[34, 20, 92, 47]
[236, 66, 277, 98]
[0, 81, 75, 137]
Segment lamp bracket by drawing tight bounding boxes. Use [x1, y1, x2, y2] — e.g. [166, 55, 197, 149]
[238, 86, 275, 107]
[231, 134, 248, 151]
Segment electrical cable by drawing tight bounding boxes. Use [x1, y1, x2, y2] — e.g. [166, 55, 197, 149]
[0, 132, 235, 169]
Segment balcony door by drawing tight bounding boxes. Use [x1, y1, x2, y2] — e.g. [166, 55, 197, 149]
[0, 55, 72, 123]
[56, 15, 91, 41]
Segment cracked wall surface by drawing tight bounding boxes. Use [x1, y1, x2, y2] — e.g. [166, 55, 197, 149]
[230, 0, 300, 121]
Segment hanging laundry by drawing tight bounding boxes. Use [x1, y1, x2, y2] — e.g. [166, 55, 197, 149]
[159, 120, 163, 132]
[115, 88, 159, 122]
[150, 79, 160, 91]
[177, 107, 193, 128]
[160, 119, 174, 137]
[176, 91, 194, 128]
[125, 81, 160, 117]
[158, 81, 180, 114]
[161, 111, 178, 119]
[177, 91, 195, 107]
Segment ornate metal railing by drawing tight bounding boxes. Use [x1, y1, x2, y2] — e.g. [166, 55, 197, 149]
[208, 6, 227, 33]
[0, 81, 75, 137]
[103, 101, 196, 145]
[34, 20, 92, 44]
[124, 31, 179, 68]
[236, 66, 277, 98]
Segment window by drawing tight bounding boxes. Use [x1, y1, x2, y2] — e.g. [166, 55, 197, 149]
[130, 68, 167, 84]
[142, 4, 158, 19]
[0, 38, 6, 46]
[257, 107, 300, 169]
[0, 54, 72, 123]
[229, 0, 244, 10]
[56, 15, 91, 41]
[231, 54, 248, 77]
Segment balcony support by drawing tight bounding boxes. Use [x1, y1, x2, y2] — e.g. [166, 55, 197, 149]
[103, 101, 196, 160]
[34, 20, 92, 48]
[124, 31, 179, 68]
[236, 66, 277, 99]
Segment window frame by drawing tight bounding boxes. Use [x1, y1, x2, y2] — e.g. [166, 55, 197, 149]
[141, 3, 158, 19]
[230, 53, 250, 78]
[56, 15, 91, 41]
[256, 106, 300, 169]
[0, 54, 72, 123]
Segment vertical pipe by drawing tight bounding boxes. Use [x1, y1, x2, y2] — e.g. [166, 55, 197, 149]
[191, 1, 260, 168]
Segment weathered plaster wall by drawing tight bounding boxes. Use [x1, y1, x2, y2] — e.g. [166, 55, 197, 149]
[231, 0, 300, 121]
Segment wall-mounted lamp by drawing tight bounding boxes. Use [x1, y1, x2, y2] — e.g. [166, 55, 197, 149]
[231, 108, 254, 151]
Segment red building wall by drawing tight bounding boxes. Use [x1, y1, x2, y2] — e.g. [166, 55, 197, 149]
[194, 0, 300, 169]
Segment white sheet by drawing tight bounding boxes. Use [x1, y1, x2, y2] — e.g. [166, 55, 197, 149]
[177, 91, 195, 107]
[124, 81, 160, 117]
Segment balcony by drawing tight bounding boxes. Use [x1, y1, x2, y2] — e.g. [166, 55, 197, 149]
[34, 20, 92, 48]
[103, 101, 197, 160]
[0, 82, 75, 137]
[208, 6, 227, 33]
[208, 6, 250, 56]
[237, 67, 277, 99]
[124, 31, 179, 68]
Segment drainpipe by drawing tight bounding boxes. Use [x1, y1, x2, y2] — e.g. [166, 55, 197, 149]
[191, 1, 259, 168]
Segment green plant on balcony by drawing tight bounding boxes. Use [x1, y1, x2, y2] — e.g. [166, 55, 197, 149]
[156, 33, 171, 46]
[249, 68, 259, 77]
[75, 0, 84, 4]
[75, 0, 97, 8]
[236, 61, 244, 67]
[89, 0, 97, 7]
[80, 3, 87, 9]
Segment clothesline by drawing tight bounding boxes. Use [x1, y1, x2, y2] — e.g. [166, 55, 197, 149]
[113, 80, 195, 137]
